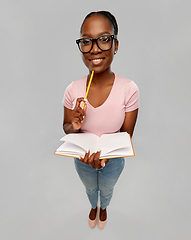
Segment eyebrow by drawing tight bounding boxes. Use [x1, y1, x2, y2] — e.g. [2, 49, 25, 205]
[81, 31, 112, 38]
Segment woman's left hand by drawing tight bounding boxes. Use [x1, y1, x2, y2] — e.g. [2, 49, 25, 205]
[79, 151, 109, 169]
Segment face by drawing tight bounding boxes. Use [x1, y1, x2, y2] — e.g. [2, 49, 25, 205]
[80, 14, 118, 74]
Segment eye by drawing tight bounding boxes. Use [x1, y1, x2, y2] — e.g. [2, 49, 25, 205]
[81, 39, 91, 46]
[99, 36, 111, 43]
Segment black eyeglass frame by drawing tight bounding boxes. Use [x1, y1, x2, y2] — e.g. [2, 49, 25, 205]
[76, 34, 117, 53]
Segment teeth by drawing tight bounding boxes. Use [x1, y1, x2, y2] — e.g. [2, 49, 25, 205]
[92, 59, 102, 62]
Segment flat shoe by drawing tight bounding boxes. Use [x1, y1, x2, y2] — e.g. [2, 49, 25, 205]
[88, 217, 97, 228]
[98, 219, 107, 229]
[88, 207, 98, 228]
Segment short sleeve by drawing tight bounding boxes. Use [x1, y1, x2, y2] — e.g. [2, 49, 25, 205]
[124, 81, 140, 112]
[62, 82, 74, 109]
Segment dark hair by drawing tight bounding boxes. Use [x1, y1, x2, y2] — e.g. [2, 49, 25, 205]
[80, 11, 118, 36]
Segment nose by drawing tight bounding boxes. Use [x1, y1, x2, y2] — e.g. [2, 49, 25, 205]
[90, 41, 102, 54]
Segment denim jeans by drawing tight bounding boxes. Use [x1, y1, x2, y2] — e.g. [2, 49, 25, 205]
[74, 157, 125, 210]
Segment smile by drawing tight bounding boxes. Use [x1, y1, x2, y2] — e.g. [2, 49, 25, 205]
[90, 58, 104, 65]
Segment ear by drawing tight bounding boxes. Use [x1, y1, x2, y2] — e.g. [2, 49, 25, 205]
[114, 39, 119, 54]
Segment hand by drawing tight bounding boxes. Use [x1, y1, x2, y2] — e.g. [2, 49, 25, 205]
[70, 97, 87, 130]
[80, 150, 109, 169]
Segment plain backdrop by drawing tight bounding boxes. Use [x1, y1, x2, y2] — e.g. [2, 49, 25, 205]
[0, 0, 191, 239]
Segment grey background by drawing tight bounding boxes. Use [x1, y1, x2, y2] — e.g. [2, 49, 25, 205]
[0, 0, 191, 239]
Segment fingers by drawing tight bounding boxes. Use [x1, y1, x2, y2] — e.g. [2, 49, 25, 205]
[71, 98, 87, 129]
[79, 151, 98, 169]
[100, 159, 105, 168]
[79, 151, 99, 169]
[79, 151, 109, 169]
[100, 159, 109, 167]
[83, 102, 87, 112]
[74, 97, 87, 110]
[83, 150, 90, 164]
[88, 153, 96, 168]
[79, 150, 90, 164]
[94, 151, 101, 169]
[72, 110, 85, 123]
[74, 97, 85, 108]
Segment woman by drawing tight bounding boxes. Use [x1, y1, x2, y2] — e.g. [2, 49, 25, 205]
[63, 11, 139, 229]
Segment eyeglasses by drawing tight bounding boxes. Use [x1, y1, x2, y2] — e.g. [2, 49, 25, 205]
[76, 35, 117, 53]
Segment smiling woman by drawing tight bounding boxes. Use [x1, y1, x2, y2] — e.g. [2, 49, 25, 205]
[62, 11, 139, 229]
[79, 13, 118, 74]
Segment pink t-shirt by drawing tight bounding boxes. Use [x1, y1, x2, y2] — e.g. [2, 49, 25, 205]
[63, 74, 139, 137]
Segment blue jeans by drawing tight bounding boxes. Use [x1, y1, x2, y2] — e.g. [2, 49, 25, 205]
[74, 157, 125, 210]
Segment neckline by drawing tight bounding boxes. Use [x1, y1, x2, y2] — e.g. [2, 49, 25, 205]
[85, 73, 116, 110]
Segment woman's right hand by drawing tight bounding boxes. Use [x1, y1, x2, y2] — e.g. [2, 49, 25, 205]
[70, 97, 87, 130]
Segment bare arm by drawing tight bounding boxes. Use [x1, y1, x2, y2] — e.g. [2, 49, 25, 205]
[63, 107, 80, 134]
[120, 109, 139, 137]
[63, 97, 87, 134]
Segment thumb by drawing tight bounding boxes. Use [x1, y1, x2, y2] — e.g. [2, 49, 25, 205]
[100, 159, 106, 167]
[83, 102, 87, 112]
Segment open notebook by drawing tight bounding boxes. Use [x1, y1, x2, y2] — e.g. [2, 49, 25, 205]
[54, 132, 135, 159]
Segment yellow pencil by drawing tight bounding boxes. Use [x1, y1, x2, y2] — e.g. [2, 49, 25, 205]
[82, 70, 94, 109]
